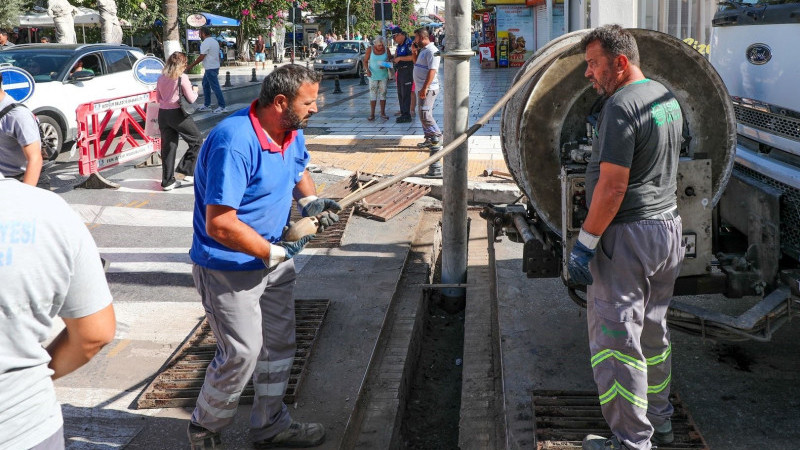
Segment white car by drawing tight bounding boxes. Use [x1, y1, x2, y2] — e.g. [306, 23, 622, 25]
[0, 43, 148, 154]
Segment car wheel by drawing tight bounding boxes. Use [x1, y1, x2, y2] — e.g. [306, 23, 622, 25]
[356, 62, 364, 79]
[37, 115, 63, 160]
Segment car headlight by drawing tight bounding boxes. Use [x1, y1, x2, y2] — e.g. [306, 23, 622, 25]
[315, 59, 324, 64]
[343, 59, 355, 64]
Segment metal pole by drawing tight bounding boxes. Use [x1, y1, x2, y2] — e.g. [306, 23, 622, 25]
[441, 0, 472, 308]
[346, 0, 351, 39]
[380, 0, 386, 38]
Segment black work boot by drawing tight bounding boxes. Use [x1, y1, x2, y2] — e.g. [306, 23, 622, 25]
[253, 421, 325, 448]
[187, 422, 223, 449]
[652, 419, 674, 445]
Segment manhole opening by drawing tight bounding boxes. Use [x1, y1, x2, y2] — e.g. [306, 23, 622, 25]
[137, 299, 330, 409]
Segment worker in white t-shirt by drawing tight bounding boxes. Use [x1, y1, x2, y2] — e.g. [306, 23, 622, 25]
[186, 27, 227, 113]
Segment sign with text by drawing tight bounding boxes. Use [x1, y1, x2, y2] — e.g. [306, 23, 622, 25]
[496, 5, 534, 67]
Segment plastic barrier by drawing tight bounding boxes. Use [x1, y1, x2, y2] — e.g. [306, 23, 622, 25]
[75, 91, 161, 188]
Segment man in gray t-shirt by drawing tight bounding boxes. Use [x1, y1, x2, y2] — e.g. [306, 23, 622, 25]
[568, 25, 685, 450]
[0, 175, 116, 450]
[412, 27, 443, 178]
[0, 73, 43, 186]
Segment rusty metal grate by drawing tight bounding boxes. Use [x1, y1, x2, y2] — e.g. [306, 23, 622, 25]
[137, 299, 330, 409]
[532, 390, 708, 449]
[321, 172, 432, 222]
[289, 204, 353, 248]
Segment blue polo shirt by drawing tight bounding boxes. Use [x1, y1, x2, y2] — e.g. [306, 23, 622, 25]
[395, 37, 414, 62]
[190, 101, 310, 270]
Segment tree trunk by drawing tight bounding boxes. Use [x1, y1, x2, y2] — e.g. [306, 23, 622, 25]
[48, 0, 77, 44]
[97, 0, 123, 44]
[162, 0, 181, 58]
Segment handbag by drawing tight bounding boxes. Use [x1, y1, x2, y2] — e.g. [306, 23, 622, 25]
[178, 76, 196, 115]
[144, 101, 160, 138]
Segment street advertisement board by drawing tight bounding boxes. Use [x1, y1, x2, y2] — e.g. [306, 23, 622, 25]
[496, 5, 534, 67]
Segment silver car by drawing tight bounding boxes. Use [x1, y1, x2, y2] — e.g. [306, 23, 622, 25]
[312, 40, 368, 77]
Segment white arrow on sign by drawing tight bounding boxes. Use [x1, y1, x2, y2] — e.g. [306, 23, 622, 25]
[2, 81, 32, 90]
[138, 67, 162, 77]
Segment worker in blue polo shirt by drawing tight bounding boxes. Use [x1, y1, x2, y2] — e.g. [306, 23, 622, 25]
[187, 65, 340, 450]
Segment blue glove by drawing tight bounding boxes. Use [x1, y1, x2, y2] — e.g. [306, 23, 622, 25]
[265, 234, 315, 269]
[567, 240, 596, 285]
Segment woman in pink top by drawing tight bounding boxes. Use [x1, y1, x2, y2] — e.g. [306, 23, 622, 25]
[155, 52, 201, 191]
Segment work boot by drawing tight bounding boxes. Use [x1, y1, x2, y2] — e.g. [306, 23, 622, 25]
[396, 115, 412, 124]
[417, 137, 433, 148]
[653, 419, 674, 445]
[582, 434, 626, 450]
[253, 421, 325, 448]
[187, 422, 223, 449]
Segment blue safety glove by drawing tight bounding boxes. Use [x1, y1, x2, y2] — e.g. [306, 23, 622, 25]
[298, 196, 342, 232]
[567, 229, 599, 285]
[264, 234, 315, 269]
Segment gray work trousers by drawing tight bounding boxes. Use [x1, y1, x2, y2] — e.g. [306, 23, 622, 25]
[587, 217, 684, 450]
[191, 260, 296, 442]
[418, 88, 441, 139]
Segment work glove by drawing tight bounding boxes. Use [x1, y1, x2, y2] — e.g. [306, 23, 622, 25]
[264, 234, 315, 269]
[298, 196, 342, 232]
[567, 229, 599, 285]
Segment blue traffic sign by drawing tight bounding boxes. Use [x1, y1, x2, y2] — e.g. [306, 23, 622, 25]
[132, 57, 165, 86]
[0, 66, 35, 103]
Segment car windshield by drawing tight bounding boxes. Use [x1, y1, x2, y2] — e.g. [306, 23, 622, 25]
[0, 50, 73, 83]
[323, 43, 360, 54]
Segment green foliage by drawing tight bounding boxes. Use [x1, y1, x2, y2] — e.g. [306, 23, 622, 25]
[0, 0, 24, 29]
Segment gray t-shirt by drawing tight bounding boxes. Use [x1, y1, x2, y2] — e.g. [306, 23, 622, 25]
[0, 175, 113, 450]
[413, 42, 440, 91]
[0, 94, 40, 177]
[585, 79, 682, 223]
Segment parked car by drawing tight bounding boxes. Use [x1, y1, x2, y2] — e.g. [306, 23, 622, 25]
[312, 40, 368, 77]
[0, 43, 146, 155]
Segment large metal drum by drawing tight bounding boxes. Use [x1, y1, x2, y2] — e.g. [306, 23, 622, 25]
[501, 29, 737, 238]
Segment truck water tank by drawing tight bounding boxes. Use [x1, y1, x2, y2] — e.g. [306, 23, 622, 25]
[500, 29, 738, 238]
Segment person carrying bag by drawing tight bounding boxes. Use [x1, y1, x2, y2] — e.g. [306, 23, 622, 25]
[155, 52, 203, 191]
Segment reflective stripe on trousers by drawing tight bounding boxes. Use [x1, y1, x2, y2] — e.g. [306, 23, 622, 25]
[587, 217, 685, 450]
[190, 260, 296, 441]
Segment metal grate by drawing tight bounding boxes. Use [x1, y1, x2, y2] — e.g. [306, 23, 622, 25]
[734, 105, 800, 141]
[532, 390, 708, 449]
[734, 164, 800, 260]
[137, 299, 330, 409]
[320, 172, 432, 222]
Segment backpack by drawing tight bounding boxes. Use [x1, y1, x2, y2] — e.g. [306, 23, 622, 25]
[0, 102, 58, 160]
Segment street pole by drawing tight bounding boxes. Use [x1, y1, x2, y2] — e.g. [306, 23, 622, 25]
[292, 1, 298, 63]
[380, 0, 386, 38]
[441, 0, 472, 309]
[346, 0, 351, 39]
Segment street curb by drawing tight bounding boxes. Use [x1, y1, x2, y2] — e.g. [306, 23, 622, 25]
[314, 167, 521, 205]
[192, 82, 262, 130]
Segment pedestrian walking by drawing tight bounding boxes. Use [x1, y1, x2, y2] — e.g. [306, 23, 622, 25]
[186, 64, 340, 449]
[186, 27, 227, 113]
[0, 73, 43, 187]
[412, 27, 443, 178]
[0, 172, 115, 450]
[254, 34, 267, 70]
[364, 36, 392, 121]
[391, 27, 414, 123]
[155, 52, 203, 191]
[567, 25, 685, 450]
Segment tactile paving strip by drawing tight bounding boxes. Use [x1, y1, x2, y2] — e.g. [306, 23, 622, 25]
[532, 390, 708, 449]
[137, 299, 330, 409]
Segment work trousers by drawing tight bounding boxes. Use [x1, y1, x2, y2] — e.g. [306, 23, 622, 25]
[396, 63, 414, 118]
[157, 108, 202, 187]
[418, 88, 441, 139]
[202, 68, 226, 108]
[191, 260, 297, 442]
[587, 217, 685, 450]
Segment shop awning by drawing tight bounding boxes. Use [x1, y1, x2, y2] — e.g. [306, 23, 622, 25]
[200, 13, 240, 27]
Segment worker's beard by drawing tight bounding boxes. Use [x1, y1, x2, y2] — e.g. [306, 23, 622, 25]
[281, 104, 312, 130]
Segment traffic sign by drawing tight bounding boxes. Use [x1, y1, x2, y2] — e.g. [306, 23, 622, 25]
[0, 66, 35, 103]
[132, 57, 165, 86]
[483, 12, 490, 23]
